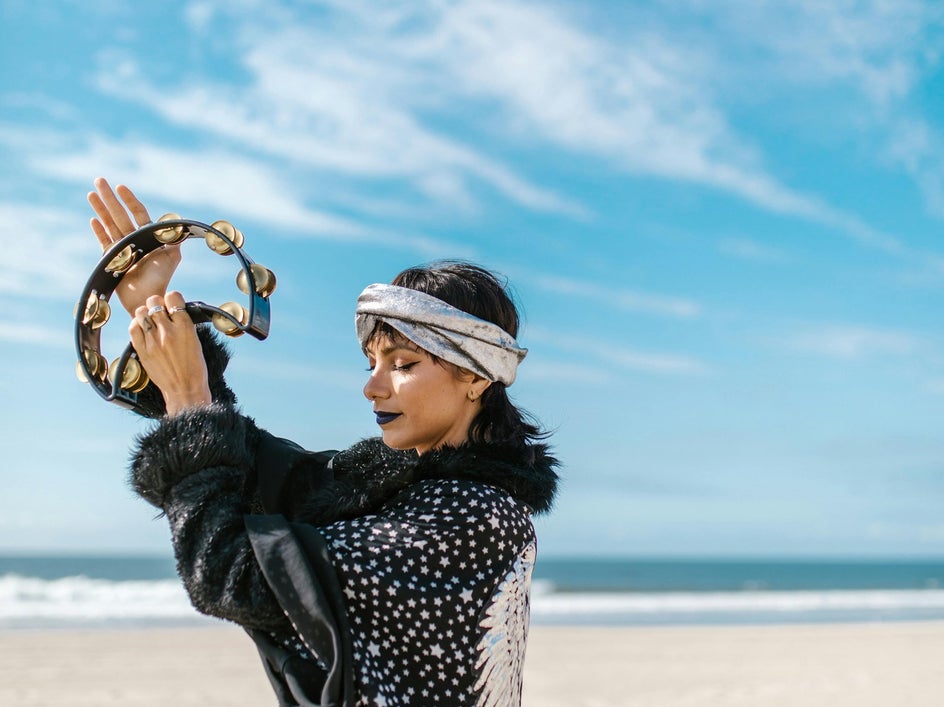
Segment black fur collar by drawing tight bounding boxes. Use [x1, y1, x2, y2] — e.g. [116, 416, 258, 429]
[298, 437, 559, 525]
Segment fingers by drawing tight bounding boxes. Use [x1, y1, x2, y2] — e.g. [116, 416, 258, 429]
[132, 293, 191, 341]
[130, 305, 155, 355]
[145, 298, 169, 325]
[88, 191, 118, 248]
[89, 177, 151, 246]
[129, 307, 148, 351]
[95, 177, 137, 235]
[163, 291, 192, 324]
[89, 217, 112, 252]
[116, 184, 151, 227]
[146, 293, 191, 326]
[129, 298, 170, 344]
[88, 179, 125, 240]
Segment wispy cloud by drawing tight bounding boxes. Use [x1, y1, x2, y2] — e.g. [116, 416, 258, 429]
[529, 327, 709, 376]
[16, 130, 471, 259]
[4, 92, 79, 122]
[426, 2, 799, 205]
[0, 320, 68, 348]
[593, 346, 709, 376]
[416, 0, 936, 253]
[526, 272, 701, 319]
[81, 0, 938, 259]
[925, 378, 944, 395]
[885, 117, 944, 219]
[0, 202, 98, 301]
[786, 324, 921, 359]
[680, 0, 944, 238]
[718, 237, 790, 264]
[90, 44, 583, 220]
[229, 355, 366, 390]
[709, 0, 940, 105]
[30, 136, 367, 237]
[519, 359, 610, 385]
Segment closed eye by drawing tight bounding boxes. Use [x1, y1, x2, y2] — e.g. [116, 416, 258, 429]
[365, 361, 419, 372]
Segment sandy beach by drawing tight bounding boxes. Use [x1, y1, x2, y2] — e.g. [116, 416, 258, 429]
[1, 621, 941, 706]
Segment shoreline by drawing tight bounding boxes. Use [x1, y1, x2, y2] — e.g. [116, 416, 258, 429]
[1, 621, 941, 706]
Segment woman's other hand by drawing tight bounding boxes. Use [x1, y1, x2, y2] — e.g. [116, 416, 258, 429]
[88, 177, 182, 316]
[130, 291, 212, 416]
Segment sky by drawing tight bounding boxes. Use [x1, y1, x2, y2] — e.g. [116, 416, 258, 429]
[1, 0, 943, 559]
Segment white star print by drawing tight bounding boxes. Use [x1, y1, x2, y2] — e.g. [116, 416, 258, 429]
[314, 479, 536, 706]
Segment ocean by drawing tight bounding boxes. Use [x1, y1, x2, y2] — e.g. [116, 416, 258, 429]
[1, 555, 942, 630]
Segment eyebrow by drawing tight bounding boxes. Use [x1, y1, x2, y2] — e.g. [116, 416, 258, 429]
[365, 342, 423, 357]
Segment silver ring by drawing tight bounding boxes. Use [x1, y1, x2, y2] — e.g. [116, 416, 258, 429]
[167, 306, 181, 315]
[147, 305, 165, 316]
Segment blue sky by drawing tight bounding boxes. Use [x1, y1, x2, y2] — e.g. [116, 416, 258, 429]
[1, 0, 943, 558]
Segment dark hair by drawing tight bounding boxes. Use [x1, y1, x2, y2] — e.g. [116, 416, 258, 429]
[387, 260, 547, 447]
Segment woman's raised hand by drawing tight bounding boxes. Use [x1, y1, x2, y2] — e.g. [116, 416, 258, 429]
[88, 177, 182, 316]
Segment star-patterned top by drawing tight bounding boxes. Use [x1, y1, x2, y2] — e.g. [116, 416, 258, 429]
[128, 402, 557, 707]
[313, 478, 537, 706]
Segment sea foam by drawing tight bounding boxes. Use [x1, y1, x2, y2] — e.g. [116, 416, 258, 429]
[529, 588, 944, 625]
[0, 573, 205, 628]
[4, 573, 944, 629]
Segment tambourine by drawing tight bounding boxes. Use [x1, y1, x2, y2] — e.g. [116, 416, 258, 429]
[74, 214, 276, 412]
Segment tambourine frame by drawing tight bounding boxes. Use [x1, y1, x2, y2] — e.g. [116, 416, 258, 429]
[74, 218, 271, 410]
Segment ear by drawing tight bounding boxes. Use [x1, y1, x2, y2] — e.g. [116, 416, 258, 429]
[467, 376, 492, 402]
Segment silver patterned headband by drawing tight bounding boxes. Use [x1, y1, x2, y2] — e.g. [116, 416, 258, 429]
[355, 283, 527, 386]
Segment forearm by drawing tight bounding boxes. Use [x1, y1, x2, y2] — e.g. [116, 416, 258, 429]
[163, 383, 213, 416]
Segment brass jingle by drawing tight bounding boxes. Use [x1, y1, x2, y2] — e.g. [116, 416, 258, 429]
[92, 298, 111, 329]
[236, 263, 277, 298]
[125, 358, 150, 393]
[82, 293, 111, 329]
[80, 348, 107, 381]
[211, 301, 248, 337]
[153, 212, 186, 244]
[105, 245, 136, 274]
[88, 350, 104, 380]
[79, 292, 98, 324]
[206, 220, 245, 255]
[95, 351, 108, 380]
[108, 355, 150, 393]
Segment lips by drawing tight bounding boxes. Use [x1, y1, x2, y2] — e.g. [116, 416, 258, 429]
[374, 411, 402, 425]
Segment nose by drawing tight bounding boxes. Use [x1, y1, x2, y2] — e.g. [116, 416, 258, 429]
[363, 368, 388, 402]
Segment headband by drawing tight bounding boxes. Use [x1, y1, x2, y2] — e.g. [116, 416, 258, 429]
[355, 283, 527, 386]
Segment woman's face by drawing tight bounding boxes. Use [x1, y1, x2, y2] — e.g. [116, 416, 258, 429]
[363, 335, 481, 454]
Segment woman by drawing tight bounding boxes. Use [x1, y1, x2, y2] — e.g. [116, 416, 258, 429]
[87, 178, 559, 706]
